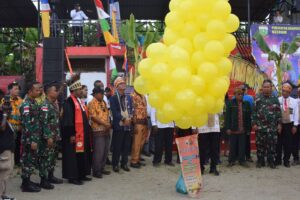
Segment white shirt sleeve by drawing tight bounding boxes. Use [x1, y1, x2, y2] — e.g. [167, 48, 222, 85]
[293, 98, 299, 126]
[80, 11, 88, 20]
[150, 107, 157, 126]
[70, 10, 76, 18]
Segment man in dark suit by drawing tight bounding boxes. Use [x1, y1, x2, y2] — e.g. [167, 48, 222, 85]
[110, 77, 133, 173]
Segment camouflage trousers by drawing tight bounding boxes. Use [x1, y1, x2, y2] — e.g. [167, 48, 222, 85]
[256, 131, 277, 163]
[21, 143, 58, 179]
[39, 143, 58, 178]
[20, 144, 39, 179]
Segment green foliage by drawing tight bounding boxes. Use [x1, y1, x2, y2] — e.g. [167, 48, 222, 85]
[287, 36, 300, 54]
[280, 42, 289, 54]
[268, 51, 280, 62]
[253, 31, 270, 53]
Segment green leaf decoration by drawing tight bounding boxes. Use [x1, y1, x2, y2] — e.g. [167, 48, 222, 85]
[253, 31, 271, 53]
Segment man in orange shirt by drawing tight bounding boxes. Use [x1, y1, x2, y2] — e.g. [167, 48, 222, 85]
[87, 87, 111, 178]
[130, 90, 148, 168]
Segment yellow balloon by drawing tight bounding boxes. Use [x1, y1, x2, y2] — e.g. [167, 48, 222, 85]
[159, 84, 176, 101]
[175, 115, 193, 129]
[192, 114, 208, 127]
[163, 28, 180, 45]
[196, 14, 210, 31]
[204, 40, 225, 62]
[222, 34, 237, 53]
[206, 20, 226, 40]
[225, 14, 240, 33]
[174, 89, 196, 112]
[148, 91, 163, 108]
[157, 110, 173, 124]
[208, 77, 230, 98]
[192, 97, 208, 114]
[167, 45, 190, 67]
[169, 0, 183, 11]
[197, 62, 218, 81]
[189, 75, 205, 95]
[181, 22, 198, 39]
[209, 98, 225, 114]
[162, 102, 181, 121]
[138, 58, 154, 78]
[193, 33, 209, 51]
[175, 38, 194, 54]
[150, 63, 170, 82]
[146, 42, 167, 60]
[133, 76, 147, 95]
[165, 11, 184, 31]
[212, 0, 231, 19]
[217, 57, 233, 76]
[179, 0, 194, 18]
[191, 51, 205, 68]
[202, 95, 216, 112]
[171, 67, 192, 88]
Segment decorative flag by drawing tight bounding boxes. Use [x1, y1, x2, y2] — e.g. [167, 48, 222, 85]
[109, 0, 121, 20]
[109, 0, 121, 43]
[94, 0, 117, 45]
[109, 56, 118, 82]
[40, 0, 50, 38]
[122, 47, 128, 72]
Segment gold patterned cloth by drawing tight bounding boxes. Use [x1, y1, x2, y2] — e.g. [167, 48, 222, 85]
[131, 91, 148, 125]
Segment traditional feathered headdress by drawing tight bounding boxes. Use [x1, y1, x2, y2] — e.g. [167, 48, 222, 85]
[66, 73, 82, 91]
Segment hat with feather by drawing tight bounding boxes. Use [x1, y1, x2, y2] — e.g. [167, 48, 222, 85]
[66, 73, 82, 91]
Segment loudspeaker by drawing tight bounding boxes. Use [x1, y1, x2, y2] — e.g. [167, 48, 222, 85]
[43, 37, 64, 85]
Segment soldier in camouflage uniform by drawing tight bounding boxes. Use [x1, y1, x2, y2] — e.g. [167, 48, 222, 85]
[20, 82, 43, 192]
[40, 82, 63, 188]
[252, 80, 282, 169]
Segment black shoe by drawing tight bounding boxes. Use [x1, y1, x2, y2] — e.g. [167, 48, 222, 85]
[68, 179, 83, 185]
[1, 195, 16, 200]
[113, 166, 119, 172]
[292, 160, 300, 165]
[48, 172, 63, 184]
[81, 176, 92, 181]
[227, 162, 235, 167]
[165, 162, 175, 167]
[101, 169, 111, 175]
[246, 158, 254, 162]
[40, 178, 54, 190]
[106, 158, 112, 165]
[93, 173, 103, 179]
[138, 162, 146, 166]
[21, 179, 41, 192]
[143, 152, 151, 157]
[130, 163, 141, 168]
[121, 165, 130, 172]
[153, 162, 160, 167]
[269, 162, 276, 169]
[140, 157, 145, 162]
[201, 166, 205, 175]
[275, 160, 282, 166]
[239, 162, 249, 168]
[209, 168, 220, 176]
[284, 162, 290, 168]
[261, 161, 266, 167]
[256, 162, 262, 168]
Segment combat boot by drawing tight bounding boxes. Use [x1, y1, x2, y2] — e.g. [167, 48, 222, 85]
[40, 177, 55, 190]
[48, 171, 63, 184]
[21, 178, 41, 192]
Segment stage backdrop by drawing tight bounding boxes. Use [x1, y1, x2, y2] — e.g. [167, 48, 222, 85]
[250, 24, 300, 87]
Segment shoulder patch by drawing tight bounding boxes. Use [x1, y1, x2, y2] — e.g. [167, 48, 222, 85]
[23, 105, 30, 113]
[41, 106, 48, 112]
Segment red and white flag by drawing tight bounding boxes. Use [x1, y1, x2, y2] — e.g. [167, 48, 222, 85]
[94, 0, 110, 19]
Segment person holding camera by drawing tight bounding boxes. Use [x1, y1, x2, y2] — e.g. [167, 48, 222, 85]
[0, 98, 16, 200]
[2, 82, 23, 166]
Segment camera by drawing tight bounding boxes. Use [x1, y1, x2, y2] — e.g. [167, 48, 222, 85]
[2, 95, 12, 114]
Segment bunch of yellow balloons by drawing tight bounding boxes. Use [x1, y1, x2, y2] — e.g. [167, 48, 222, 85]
[134, 0, 239, 129]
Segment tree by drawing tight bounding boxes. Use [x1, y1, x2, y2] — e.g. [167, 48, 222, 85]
[253, 31, 300, 96]
[120, 14, 161, 82]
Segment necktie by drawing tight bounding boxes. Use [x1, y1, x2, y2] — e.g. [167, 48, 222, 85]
[284, 98, 288, 111]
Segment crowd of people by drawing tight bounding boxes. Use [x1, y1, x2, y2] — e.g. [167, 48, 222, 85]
[0, 76, 299, 200]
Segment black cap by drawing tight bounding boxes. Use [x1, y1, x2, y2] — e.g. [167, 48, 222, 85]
[105, 87, 111, 92]
[92, 87, 104, 95]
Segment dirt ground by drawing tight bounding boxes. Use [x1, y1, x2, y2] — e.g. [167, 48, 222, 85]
[7, 154, 300, 200]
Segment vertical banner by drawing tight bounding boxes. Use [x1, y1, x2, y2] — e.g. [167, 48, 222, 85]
[251, 24, 300, 88]
[176, 134, 202, 198]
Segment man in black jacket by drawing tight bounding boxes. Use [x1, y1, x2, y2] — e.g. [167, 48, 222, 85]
[225, 88, 252, 167]
[0, 99, 15, 200]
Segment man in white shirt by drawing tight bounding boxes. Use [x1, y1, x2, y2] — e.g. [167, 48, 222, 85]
[276, 82, 299, 167]
[197, 114, 220, 176]
[70, 3, 88, 46]
[273, 10, 283, 24]
[151, 108, 175, 167]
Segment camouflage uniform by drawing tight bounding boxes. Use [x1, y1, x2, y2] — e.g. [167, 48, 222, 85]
[39, 99, 61, 178]
[252, 95, 282, 163]
[20, 98, 41, 179]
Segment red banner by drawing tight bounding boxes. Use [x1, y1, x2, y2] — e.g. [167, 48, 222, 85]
[176, 134, 202, 198]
